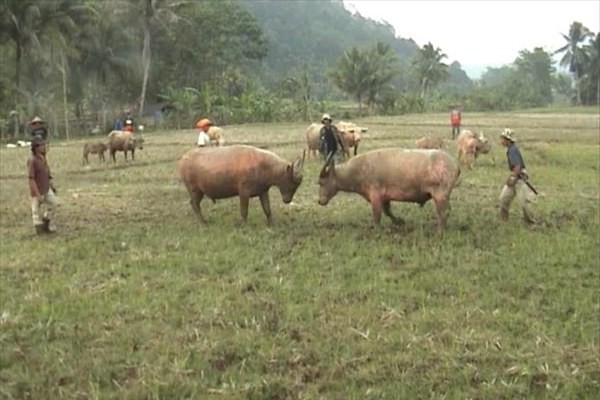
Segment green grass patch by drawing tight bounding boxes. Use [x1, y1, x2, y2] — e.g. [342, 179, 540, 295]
[1, 112, 599, 399]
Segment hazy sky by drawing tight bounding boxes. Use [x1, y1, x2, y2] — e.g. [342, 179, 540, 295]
[343, 0, 600, 78]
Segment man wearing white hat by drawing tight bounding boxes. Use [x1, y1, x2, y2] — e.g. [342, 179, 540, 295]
[29, 116, 49, 141]
[318, 113, 346, 162]
[499, 128, 536, 225]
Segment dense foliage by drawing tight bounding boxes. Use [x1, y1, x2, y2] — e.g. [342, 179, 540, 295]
[0, 0, 597, 139]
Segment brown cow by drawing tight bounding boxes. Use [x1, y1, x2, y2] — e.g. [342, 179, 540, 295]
[318, 148, 461, 233]
[415, 136, 444, 149]
[107, 130, 144, 163]
[305, 122, 363, 159]
[207, 126, 225, 146]
[178, 145, 305, 225]
[83, 142, 108, 164]
[457, 130, 494, 169]
[336, 121, 367, 157]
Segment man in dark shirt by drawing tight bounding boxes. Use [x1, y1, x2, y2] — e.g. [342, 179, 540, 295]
[27, 135, 58, 234]
[29, 116, 49, 140]
[499, 128, 536, 225]
[319, 113, 345, 161]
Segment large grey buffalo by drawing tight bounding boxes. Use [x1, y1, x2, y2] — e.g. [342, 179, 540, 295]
[178, 145, 305, 225]
[318, 148, 461, 232]
[107, 130, 144, 162]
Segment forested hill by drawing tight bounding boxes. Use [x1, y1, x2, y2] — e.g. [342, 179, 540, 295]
[242, 0, 470, 90]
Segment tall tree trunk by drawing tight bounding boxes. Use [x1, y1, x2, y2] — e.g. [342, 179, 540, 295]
[61, 52, 70, 140]
[15, 42, 22, 91]
[139, 28, 151, 119]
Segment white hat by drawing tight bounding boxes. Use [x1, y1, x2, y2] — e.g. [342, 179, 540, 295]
[500, 128, 516, 142]
[321, 113, 332, 122]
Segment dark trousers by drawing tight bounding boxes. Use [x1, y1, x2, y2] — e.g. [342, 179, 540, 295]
[451, 124, 460, 139]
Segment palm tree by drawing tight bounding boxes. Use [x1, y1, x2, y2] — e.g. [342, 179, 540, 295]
[365, 42, 399, 113]
[412, 42, 448, 99]
[0, 0, 44, 90]
[330, 47, 372, 115]
[582, 32, 600, 104]
[135, 0, 186, 119]
[554, 22, 593, 104]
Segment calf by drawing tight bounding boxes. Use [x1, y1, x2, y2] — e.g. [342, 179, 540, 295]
[83, 142, 108, 164]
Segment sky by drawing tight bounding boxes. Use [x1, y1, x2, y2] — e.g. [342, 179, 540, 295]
[342, 0, 600, 79]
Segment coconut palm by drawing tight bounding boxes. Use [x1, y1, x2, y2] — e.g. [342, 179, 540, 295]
[365, 42, 399, 113]
[330, 47, 372, 115]
[412, 42, 448, 100]
[135, 0, 187, 118]
[554, 21, 593, 104]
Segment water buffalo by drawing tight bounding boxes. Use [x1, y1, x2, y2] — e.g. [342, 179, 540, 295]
[178, 145, 305, 225]
[107, 130, 144, 163]
[82, 142, 108, 164]
[318, 148, 461, 232]
[457, 130, 495, 169]
[415, 136, 444, 149]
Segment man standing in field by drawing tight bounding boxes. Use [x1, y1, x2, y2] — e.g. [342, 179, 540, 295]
[499, 128, 536, 225]
[28, 135, 59, 234]
[449, 105, 461, 139]
[196, 118, 212, 147]
[319, 113, 345, 161]
[28, 116, 49, 141]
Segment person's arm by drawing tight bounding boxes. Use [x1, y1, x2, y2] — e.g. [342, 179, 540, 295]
[27, 160, 42, 198]
[506, 148, 522, 187]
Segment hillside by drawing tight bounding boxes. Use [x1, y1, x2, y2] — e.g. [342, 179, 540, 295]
[242, 0, 473, 94]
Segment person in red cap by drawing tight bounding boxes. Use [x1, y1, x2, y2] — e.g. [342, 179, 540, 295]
[29, 116, 49, 141]
[196, 118, 212, 147]
[449, 105, 462, 140]
[27, 135, 59, 234]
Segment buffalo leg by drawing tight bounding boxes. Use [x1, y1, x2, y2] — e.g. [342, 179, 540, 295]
[131, 148, 135, 161]
[383, 201, 405, 226]
[190, 190, 206, 224]
[258, 192, 272, 225]
[239, 195, 250, 223]
[432, 195, 450, 233]
[370, 197, 383, 225]
[111, 150, 117, 163]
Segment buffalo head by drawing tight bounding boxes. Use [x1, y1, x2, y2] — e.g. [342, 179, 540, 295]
[279, 150, 306, 203]
[317, 152, 339, 205]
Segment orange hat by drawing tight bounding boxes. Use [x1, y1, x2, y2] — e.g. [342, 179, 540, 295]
[196, 118, 212, 129]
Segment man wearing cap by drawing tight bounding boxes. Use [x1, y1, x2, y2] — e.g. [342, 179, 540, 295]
[29, 116, 49, 141]
[499, 128, 536, 225]
[196, 118, 212, 147]
[319, 113, 345, 161]
[27, 135, 59, 234]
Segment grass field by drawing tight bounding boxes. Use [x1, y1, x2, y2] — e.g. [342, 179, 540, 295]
[1, 110, 598, 399]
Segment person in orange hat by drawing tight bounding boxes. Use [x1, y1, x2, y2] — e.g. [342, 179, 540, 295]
[29, 116, 49, 141]
[196, 118, 212, 147]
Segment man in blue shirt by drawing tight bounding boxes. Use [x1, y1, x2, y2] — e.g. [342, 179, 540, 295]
[319, 113, 346, 162]
[499, 128, 536, 225]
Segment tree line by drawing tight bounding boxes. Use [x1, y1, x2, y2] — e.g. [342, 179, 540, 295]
[0, 0, 597, 139]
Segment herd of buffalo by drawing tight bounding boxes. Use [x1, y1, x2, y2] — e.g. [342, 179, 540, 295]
[81, 121, 496, 232]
